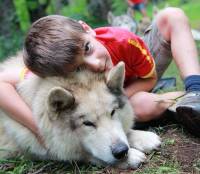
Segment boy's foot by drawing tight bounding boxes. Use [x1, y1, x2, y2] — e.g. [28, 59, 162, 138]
[176, 91, 200, 137]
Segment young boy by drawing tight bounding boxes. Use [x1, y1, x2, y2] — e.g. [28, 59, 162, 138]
[126, 0, 148, 18]
[0, 7, 199, 139]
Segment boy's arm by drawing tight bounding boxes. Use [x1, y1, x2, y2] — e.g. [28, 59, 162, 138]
[0, 69, 42, 143]
[124, 70, 157, 98]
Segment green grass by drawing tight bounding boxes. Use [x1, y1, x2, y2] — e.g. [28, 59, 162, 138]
[181, 1, 200, 28]
[135, 160, 181, 174]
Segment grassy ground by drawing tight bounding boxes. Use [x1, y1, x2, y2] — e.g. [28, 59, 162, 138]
[0, 1, 200, 174]
[0, 126, 199, 174]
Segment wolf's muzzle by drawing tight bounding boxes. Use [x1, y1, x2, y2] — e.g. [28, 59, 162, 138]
[111, 141, 129, 160]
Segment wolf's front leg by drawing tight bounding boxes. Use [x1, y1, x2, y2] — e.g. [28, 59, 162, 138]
[127, 129, 161, 153]
[89, 148, 146, 169]
[0, 132, 19, 158]
[116, 148, 146, 169]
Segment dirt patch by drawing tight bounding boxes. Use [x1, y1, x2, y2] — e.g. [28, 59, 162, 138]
[161, 126, 200, 173]
[87, 125, 200, 174]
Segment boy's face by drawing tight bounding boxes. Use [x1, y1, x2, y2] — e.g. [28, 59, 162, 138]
[80, 21, 113, 72]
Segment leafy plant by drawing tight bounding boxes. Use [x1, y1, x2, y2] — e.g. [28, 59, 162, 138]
[13, 0, 31, 32]
[60, 0, 88, 20]
[111, 0, 128, 15]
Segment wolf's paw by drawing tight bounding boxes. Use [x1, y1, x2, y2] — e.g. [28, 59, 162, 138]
[128, 130, 161, 153]
[117, 148, 146, 169]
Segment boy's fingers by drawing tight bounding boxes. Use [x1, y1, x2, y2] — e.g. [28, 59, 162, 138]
[35, 132, 47, 149]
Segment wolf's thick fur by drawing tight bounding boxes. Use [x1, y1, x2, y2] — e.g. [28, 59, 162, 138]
[0, 52, 161, 169]
[107, 9, 138, 33]
[107, 9, 151, 35]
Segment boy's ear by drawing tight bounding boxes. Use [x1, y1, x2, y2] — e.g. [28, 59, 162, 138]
[78, 20, 96, 36]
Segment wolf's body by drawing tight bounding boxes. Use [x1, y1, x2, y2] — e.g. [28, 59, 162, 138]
[0, 53, 161, 169]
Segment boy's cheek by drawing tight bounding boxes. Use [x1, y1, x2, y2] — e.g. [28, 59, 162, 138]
[105, 58, 113, 71]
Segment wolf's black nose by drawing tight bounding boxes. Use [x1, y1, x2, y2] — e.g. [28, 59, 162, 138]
[111, 142, 129, 160]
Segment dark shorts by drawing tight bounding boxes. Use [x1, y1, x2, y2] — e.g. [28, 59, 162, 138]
[142, 21, 173, 79]
[132, 3, 145, 11]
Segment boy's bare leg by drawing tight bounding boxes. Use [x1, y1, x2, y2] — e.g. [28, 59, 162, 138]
[156, 8, 200, 78]
[129, 91, 184, 122]
[156, 8, 200, 137]
[146, 7, 200, 136]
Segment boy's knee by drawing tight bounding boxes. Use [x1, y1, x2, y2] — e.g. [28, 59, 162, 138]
[129, 92, 169, 122]
[129, 92, 156, 121]
[156, 7, 189, 40]
[158, 7, 188, 26]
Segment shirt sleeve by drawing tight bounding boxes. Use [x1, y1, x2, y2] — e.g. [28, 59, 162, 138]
[127, 35, 155, 78]
[19, 67, 32, 81]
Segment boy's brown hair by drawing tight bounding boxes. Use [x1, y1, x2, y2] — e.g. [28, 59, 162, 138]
[23, 15, 86, 77]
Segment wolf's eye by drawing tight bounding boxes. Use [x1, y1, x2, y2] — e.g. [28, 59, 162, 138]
[111, 109, 116, 117]
[111, 106, 120, 117]
[83, 121, 96, 127]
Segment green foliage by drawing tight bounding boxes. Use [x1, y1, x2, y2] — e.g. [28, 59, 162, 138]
[26, 0, 48, 11]
[0, 32, 24, 62]
[46, 0, 57, 14]
[0, 1, 23, 61]
[13, 0, 31, 32]
[26, 0, 38, 10]
[60, 0, 88, 20]
[59, 0, 107, 28]
[111, 0, 128, 15]
[38, 0, 47, 5]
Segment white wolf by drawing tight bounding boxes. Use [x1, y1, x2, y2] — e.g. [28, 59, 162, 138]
[0, 52, 161, 169]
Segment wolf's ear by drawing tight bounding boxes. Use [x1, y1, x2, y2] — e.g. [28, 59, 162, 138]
[127, 7, 133, 17]
[106, 61, 125, 94]
[47, 87, 75, 120]
[107, 11, 114, 24]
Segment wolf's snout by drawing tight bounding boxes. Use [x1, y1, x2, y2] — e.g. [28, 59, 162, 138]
[111, 142, 129, 160]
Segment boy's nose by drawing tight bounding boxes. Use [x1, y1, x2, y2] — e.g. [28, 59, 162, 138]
[84, 57, 105, 72]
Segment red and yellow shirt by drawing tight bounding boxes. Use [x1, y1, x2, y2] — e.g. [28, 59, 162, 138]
[95, 27, 155, 81]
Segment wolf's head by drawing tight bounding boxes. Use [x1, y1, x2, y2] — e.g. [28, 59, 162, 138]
[107, 9, 137, 33]
[32, 62, 134, 164]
